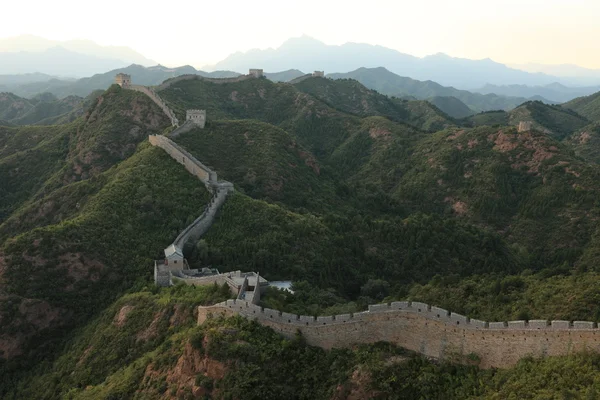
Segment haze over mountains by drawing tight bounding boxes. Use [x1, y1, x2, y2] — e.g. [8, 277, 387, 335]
[0, 35, 155, 77]
[206, 36, 600, 89]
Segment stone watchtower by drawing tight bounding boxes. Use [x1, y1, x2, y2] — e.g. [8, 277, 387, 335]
[115, 73, 131, 88]
[249, 69, 264, 78]
[518, 121, 533, 132]
[186, 110, 206, 128]
[312, 71, 325, 77]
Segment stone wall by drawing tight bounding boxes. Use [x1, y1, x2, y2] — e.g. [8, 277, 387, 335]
[130, 85, 179, 127]
[173, 184, 232, 249]
[149, 134, 217, 184]
[169, 120, 197, 138]
[198, 300, 600, 369]
[155, 74, 254, 91]
[288, 74, 313, 85]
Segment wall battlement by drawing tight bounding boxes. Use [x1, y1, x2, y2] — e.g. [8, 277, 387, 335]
[198, 299, 600, 368]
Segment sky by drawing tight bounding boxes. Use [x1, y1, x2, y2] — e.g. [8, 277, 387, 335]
[2, 0, 600, 69]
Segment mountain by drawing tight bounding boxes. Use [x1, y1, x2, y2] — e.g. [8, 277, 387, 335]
[509, 62, 600, 85]
[562, 91, 600, 122]
[328, 67, 549, 113]
[427, 96, 474, 118]
[207, 35, 574, 89]
[0, 91, 90, 125]
[0, 34, 155, 76]
[466, 100, 589, 139]
[4, 64, 241, 99]
[5, 74, 600, 397]
[475, 82, 600, 103]
[0, 72, 63, 86]
[0, 46, 139, 77]
[265, 69, 306, 82]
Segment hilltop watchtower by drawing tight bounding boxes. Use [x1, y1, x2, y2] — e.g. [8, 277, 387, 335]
[312, 71, 325, 77]
[115, 73, 131, 88]
[186, 110, 206, 128]
[518, 121, 533, 132]
[249, 69, 264, 78]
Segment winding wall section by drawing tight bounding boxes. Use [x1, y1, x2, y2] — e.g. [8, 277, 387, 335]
[199, 299, 600, 369]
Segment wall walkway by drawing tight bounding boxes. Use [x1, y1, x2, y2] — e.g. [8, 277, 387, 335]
[130, 84, 180, 127]
[199, 299, 600, 369]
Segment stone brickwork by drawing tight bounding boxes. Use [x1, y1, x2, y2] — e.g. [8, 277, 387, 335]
[186, 109, 206, 128]
[115, 73, 131, 88]
[312, 71, 325, 77]
[249, 69, 264, 78]
[199, 300, 600, 369]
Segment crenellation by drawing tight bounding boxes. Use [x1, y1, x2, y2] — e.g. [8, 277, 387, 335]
[391, 301, 409, 310]
[527, 320, 549, 329]
[489, 322, 507, 329]
[281, 312, 299, 323]
[508, 320, 526, 329]
[573, 321, 595, 329]
[551, 320, 571, 329]
[368, 303, 390, 312]
[317, 316, 334, 324]
[450, 313, 468, 326]
[430, 306, 450, 319]
[469, 319, 488, 329]
[299, 315, 316, 324]
[335, 314, 352, 322]
[409, 301, 429, 313]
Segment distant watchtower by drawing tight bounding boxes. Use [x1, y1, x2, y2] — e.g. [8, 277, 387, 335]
[186, 110, 206, 128]
[518, 121, 533, 132]
[249, 69, 264, 78]
[115, 73, 131, 88]
[312, 71, 325, 77]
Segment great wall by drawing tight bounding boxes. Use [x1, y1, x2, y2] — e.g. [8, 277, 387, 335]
[199, 299, 600, 369]
[118, 71, 600, 369]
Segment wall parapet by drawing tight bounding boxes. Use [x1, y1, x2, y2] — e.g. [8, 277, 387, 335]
[198, 299, 600, 368]
[203, 299, 600, 331]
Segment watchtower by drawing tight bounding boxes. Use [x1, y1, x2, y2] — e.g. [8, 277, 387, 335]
[186, 109, 206, 128]
[312, 71, 325, 77]
[518, 121, 533, 132]
[115, 73, 131, 88]
[249, 69, 264, 78]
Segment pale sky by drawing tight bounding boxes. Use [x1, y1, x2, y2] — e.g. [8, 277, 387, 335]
[2, 0, 600, 68]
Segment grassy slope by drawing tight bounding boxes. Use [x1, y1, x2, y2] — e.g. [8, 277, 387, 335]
[427, 95, 474, 118]
[508, 101, 589, 140]
[292, 76, 455, 132]
[563, 91, 600, 121]
[173, 119, 333, 210]
[565, 123, 600, 164]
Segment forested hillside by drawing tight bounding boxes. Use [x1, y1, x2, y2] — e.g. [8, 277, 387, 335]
[3, 77, 600, 398]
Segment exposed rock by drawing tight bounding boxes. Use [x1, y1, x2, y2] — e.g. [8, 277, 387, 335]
[114, 305, 135, 327]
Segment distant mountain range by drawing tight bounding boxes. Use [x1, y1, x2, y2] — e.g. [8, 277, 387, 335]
[206, 35, 600, 89]
[0, 35, 155, 77]
[326, 67, 553, 116]
[1, 64, 241, 99]
[474, 83, 600, 103]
